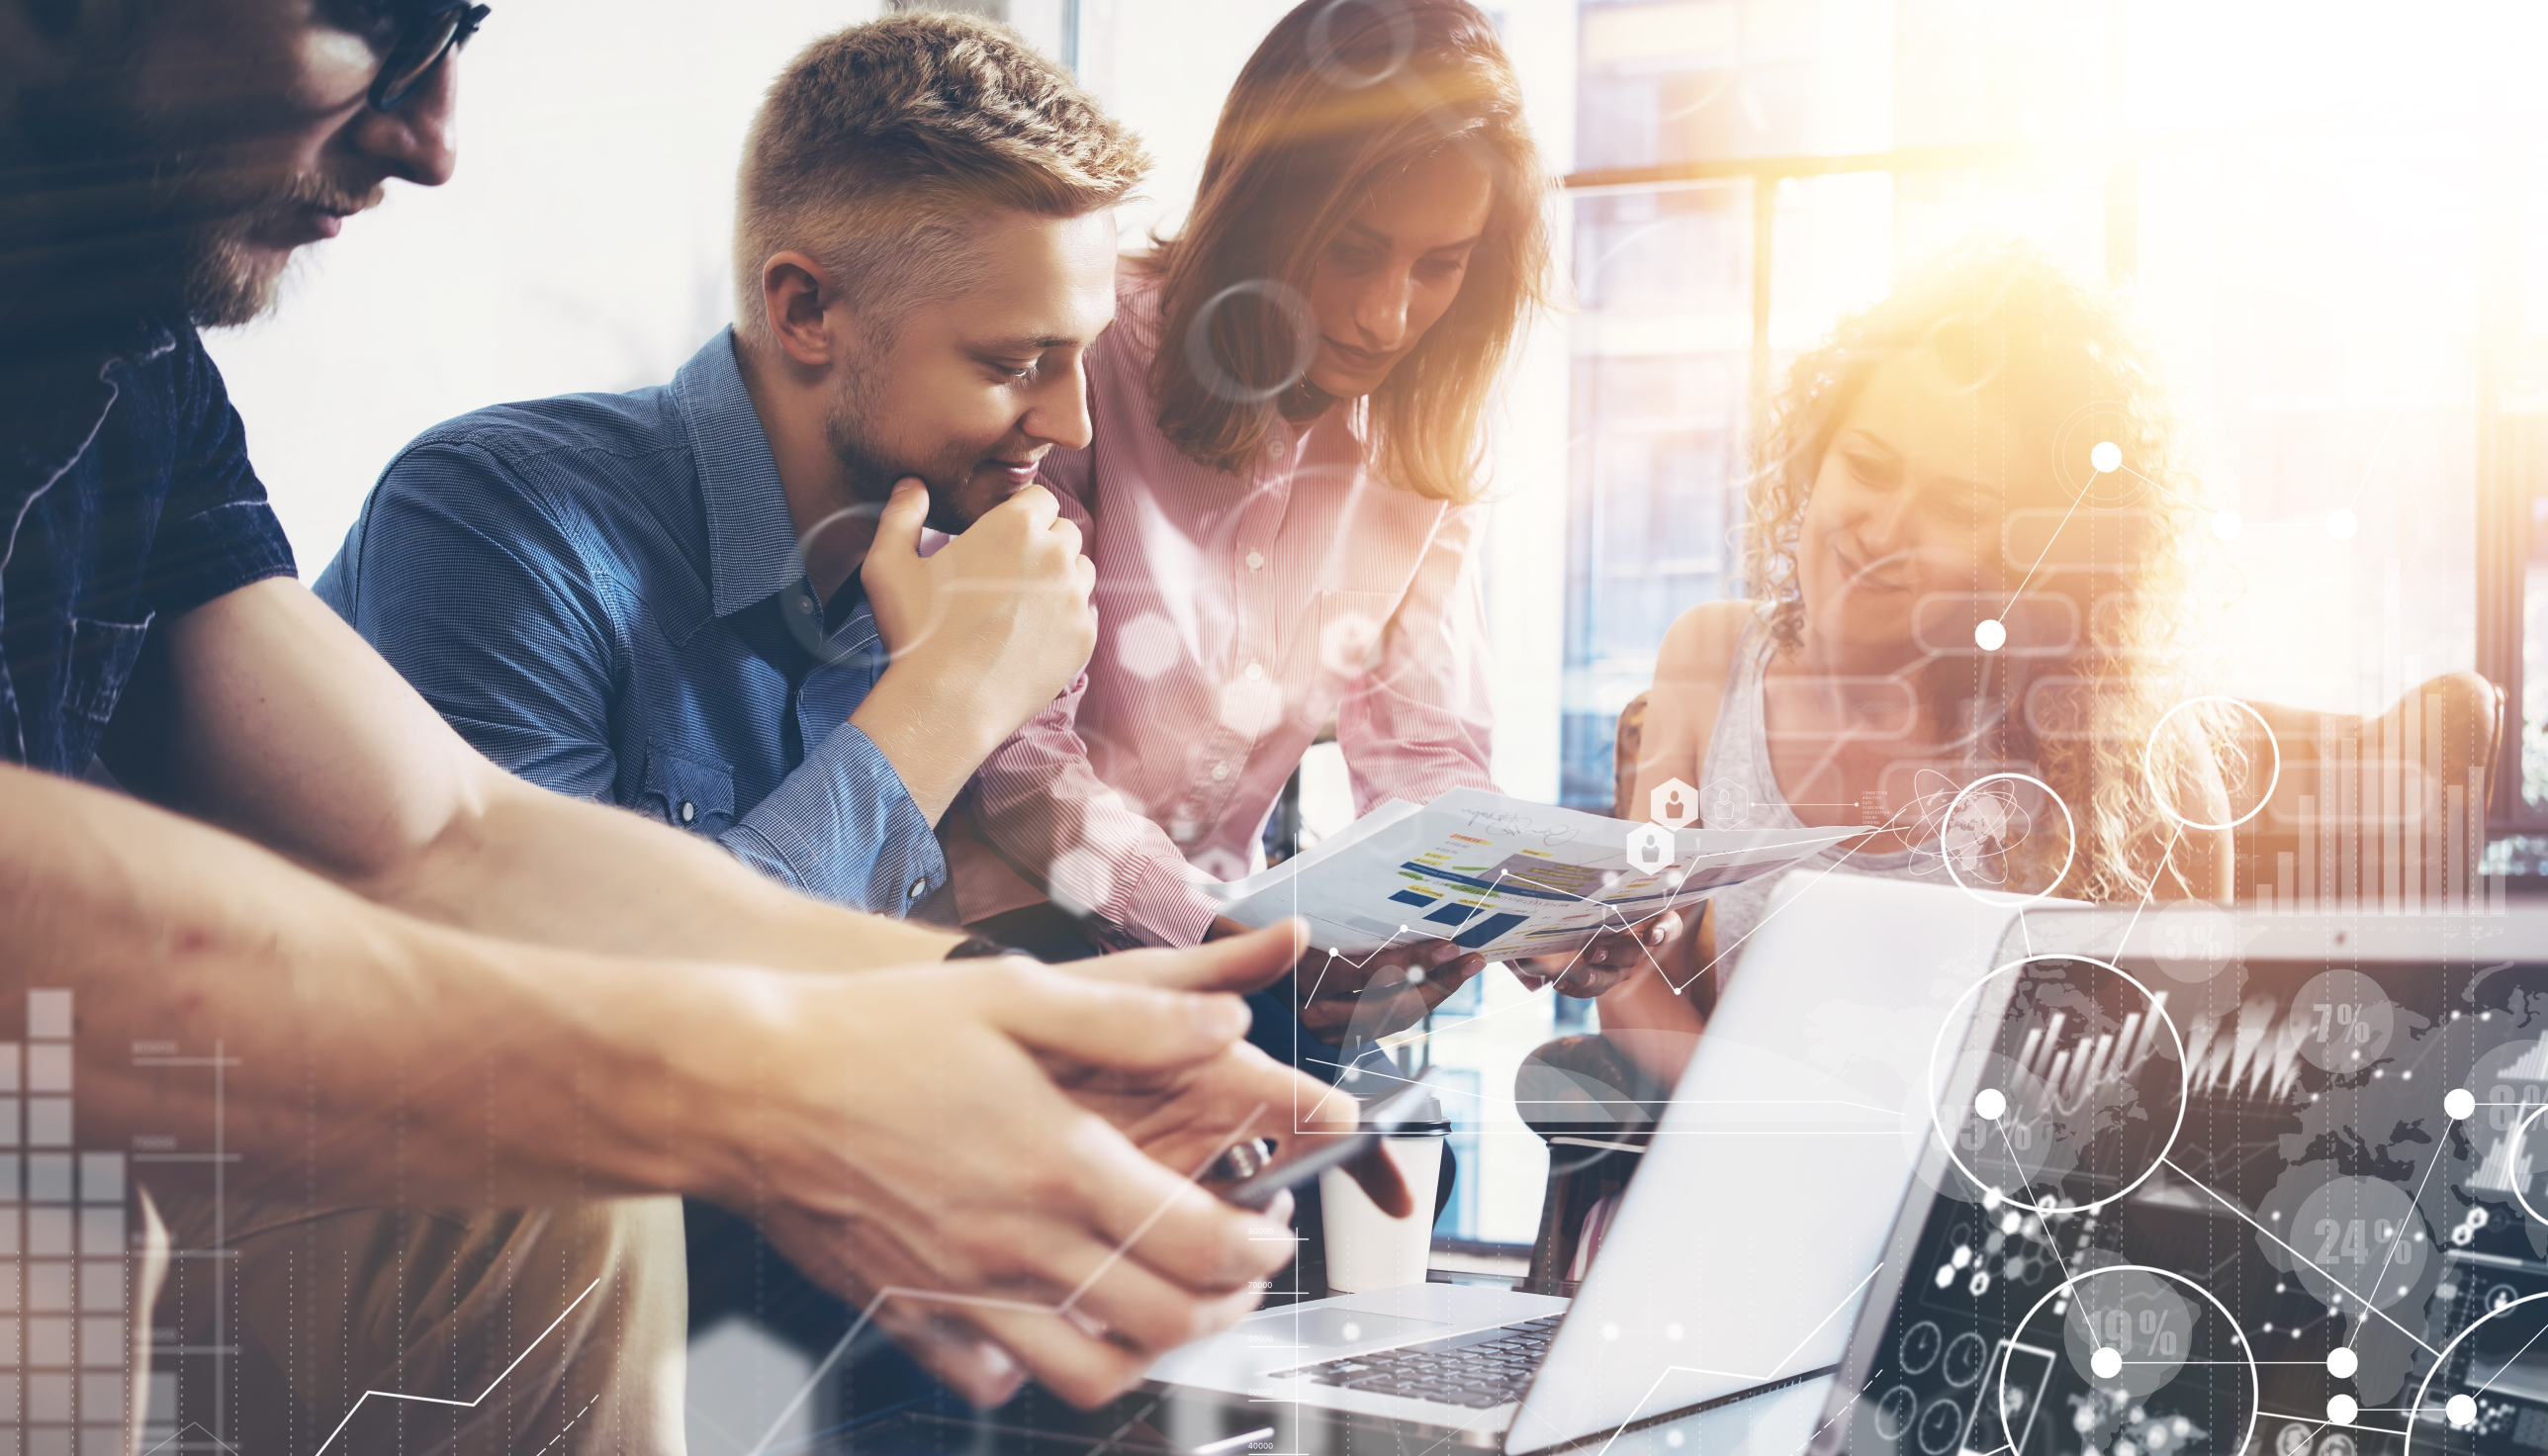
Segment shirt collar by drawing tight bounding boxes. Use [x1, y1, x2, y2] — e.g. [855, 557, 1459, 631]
[0, 315, 179, 503]
[670, 328, 812, 619]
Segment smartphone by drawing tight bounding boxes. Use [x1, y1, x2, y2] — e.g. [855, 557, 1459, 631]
[1216, 1075, 1436, 1212]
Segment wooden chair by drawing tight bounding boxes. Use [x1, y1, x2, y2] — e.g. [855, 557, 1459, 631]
[1514, 674, 2504, 1287]
[2225, 674, 2503, 909]
[1606, 677, 2506, 906]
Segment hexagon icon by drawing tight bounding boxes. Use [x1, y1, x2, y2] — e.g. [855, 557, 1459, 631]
[1626, 822, 1675, 874]
[1649, 776, 1699, 830]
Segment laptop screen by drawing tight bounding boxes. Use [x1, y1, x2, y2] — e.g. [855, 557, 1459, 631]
[1505, 874, 2035, 1456]
[1814, 910, 2548, 1456]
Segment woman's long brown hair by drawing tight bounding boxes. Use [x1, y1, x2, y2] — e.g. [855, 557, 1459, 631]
[1144, 0, 1552, 503]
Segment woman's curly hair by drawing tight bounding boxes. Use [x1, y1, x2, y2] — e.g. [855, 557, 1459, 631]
[1743, 243, 2230, 902]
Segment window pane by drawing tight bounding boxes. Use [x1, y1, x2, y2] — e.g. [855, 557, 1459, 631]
[1565, 182, 1753, 806]
[2137, 138, 2479, 716]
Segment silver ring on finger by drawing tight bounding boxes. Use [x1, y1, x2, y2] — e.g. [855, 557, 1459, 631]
[1212, 1137, 1276, 1183]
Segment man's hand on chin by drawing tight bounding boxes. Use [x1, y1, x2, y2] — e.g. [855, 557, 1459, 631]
[849, 477, 1097, 823]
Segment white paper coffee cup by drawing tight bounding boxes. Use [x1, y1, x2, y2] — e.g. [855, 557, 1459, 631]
[1320, 1127, 1449, 1294]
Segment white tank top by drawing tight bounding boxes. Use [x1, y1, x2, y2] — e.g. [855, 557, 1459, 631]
[1692, 614, 1956, 971]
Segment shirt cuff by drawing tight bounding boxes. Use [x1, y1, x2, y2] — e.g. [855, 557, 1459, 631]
[1111, 855, 1222, 948]
[722, 721, 948, 917]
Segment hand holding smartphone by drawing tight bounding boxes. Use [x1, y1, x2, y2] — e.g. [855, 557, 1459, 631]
[1214, 1075, 1435, 1214]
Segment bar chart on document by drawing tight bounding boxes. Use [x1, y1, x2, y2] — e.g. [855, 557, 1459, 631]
[1212, 786, 1854, 957]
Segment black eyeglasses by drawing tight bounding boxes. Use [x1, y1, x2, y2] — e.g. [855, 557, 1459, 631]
[368, 2, 491, 113]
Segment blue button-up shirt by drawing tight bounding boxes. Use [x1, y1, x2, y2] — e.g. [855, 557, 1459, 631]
[314, 330, 947, 917]
[0, 317, 296, 777]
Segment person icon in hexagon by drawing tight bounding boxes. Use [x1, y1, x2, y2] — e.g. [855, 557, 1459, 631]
[1626, 821, 1676, 874]
[1649, 776, 1698, 830]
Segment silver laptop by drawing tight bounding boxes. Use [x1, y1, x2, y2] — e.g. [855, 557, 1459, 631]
[1147, 872, 2040, 1452]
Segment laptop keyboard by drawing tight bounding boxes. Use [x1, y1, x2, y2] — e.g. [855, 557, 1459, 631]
[1278, 1315, 1564, 1409]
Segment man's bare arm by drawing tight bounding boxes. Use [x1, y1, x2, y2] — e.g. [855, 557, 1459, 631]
[5, 757, 718, 1208]
[4, 760, 1348, 1404]
[112, 579, 961, 967]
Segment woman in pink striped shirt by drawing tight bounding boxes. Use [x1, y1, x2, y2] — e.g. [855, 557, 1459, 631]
[945, 0, 1552, 1050]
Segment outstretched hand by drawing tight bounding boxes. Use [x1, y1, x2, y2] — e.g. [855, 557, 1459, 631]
[1069, 921, 1413, 1217]
[702, 956, 1302, 1409]
[1509, 911, 1684, 997]
[1193, 915, 1488, 1044]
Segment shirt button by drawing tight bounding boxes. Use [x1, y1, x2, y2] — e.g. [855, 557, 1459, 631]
[1211, 763, 1229, 782]
[908, 877, 929, 900]
[793, 591, 817, 616]
[678, 800, 696, 824]
[1245, 661, 1265, 682]
[1245, 550, 1265, 571]
[1266, 436, 1287, 461]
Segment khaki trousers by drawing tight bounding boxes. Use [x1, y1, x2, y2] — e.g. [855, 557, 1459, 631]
[146, 1192, 687, 1455]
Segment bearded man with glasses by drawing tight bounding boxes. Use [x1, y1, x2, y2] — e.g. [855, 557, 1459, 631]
[0, 5, 1383, 1451]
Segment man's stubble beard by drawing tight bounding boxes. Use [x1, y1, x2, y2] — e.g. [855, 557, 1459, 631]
[822, 368, 985, 537]
[172, 167, 380, 328]
[181, 224, 287, 327]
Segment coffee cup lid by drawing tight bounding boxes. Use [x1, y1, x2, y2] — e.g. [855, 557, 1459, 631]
[1364, 1084, 1447, 1135]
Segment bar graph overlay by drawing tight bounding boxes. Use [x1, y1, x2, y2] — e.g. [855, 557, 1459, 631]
[0, 989, 141, 1456]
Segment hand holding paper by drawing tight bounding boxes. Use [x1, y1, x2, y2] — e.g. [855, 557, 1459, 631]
[1215, 787, 1853, 961]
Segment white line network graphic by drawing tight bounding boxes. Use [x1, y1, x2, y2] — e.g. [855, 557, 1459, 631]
[310, 1277, 603, 1456]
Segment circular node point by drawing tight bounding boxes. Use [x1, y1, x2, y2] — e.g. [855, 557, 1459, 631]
[1667, 1432, 1685, 1449]
[1666, 1322, 1685, 1341]
[2091, 1346, 2124, 1380]
[2212, 508, 2243, 540]
[1340, 1322, 1360, 1341]
[1974, 1088, 2008, 1122]
[1405, 965, 1424, 984]
[1601, 1322, 1621, 1341]
[2326, 1347, 2358, 1379]
[1973, 618, 2008, 653]
[1397, 925, 1410, 934]
[2449, 1394, 2479, 1428]
[2326, 1395, 2357, 1426]
[2090, 441, 2123, 474]
[2447, 1088, 2478, 1120]
[2327, 508, 2359, 540]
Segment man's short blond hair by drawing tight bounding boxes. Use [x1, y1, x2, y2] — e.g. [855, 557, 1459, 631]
[734, 12, 1149, 346]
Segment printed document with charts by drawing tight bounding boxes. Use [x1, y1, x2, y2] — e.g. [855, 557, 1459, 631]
[1210, 786, 1856, 957]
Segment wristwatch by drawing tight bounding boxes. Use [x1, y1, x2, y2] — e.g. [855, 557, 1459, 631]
[943, 936, 1027, 960]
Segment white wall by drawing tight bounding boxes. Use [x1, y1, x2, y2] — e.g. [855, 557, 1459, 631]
[1071, 0, 1303, 248]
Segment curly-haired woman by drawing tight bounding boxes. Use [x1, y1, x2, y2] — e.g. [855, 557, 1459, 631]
[1560, 245, 2235, 1081]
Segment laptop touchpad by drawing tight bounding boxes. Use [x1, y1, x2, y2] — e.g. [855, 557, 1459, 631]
[1241, 1308, 1451, 1348]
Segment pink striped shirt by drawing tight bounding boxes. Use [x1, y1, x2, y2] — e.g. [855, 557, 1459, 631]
[944, 266, 1498, 947]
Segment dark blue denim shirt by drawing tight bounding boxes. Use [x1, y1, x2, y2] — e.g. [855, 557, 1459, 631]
[313, 330, 951, 919]
[0, 318, 297, 774]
